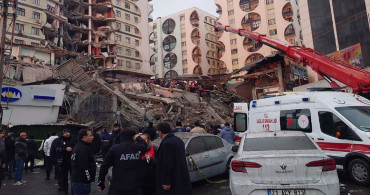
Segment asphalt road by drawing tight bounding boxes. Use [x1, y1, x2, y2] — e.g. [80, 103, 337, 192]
[1, 168, 370, 195]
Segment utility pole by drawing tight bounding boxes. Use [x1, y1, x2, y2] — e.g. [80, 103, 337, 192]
[0, 0, 9, 126]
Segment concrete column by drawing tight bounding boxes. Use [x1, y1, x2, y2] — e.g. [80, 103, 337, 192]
[88, 0, 92, 56]
[277, 64, 284, 93]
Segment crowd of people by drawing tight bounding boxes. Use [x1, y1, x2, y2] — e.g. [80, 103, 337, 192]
[0, 120, 235, 195]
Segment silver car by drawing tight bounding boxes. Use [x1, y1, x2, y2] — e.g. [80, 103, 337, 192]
[230, 131, 340, 195]
[153, 132, 235, 182]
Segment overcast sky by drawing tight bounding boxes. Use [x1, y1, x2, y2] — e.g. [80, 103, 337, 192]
[151, 0, 217, 19]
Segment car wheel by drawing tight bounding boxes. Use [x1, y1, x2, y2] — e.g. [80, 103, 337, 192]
[348, 159, 370, 185]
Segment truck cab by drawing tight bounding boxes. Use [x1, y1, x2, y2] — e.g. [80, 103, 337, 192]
[233, 91, 370, 185]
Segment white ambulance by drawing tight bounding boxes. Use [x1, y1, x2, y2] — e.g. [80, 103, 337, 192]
[233, 91, 370, 185]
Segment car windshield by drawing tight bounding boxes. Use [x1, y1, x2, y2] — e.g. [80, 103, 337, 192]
[335, 106, 370, 132]
[243, 136, 317, 151]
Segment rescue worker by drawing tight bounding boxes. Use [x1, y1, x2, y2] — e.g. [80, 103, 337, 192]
[109, 123, 121, 146]
[97, 127, 147, 195]
[100, 128, 110, 159]
[71, 129, 96, 195]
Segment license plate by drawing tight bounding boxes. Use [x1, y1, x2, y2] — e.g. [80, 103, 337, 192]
[268, 189, 305, 195]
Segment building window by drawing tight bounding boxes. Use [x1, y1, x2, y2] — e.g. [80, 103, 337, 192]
[116, 47, 122, 54]
[181, 42, 186, 47]
[125, 37, 131, 44]
[116, 10, 121, 17]
[135, 40, 139, 46]
[134, 17, 139, 23]
[135, 51, 140, 57]
[182, 50, 187, 55]
[31, 42, 39, 47]
[266, 0, 274, 4]
[269, 29, 277, 35]
[125, 13, 130, 20]
[231, 49, 238, 54]
[125, 25, 130, 32]
[230, 39, 237, 44]
[14, 39, 24, 44]
[15, 23, 24, 32]
[17, 8, 25, 16]
[268, 18, 276, 25]
[135, 63, 140, 69]
[31, 27, 40, 35]
[228, 10, 234, 15]
[116, 0, 121, 5]
[115, 35, 121, 41]
[33, 0, 40, 5]
[134, 6, 138, 12]
[125, 49, 131, 56]
[116, 22, 121, 30]
[180, 15, 185, 21]
[228, 0, 233, 6]
[135, 28, 139, 34]
[117, 59, 123, 66]
[125, 2, 130, 9]
[181, 33, 186, 38]
[232, 59, 238, 65]
[126, 61, 132, 68]
[32, 12, 40, 20]
[267, 8, 275, 15]
[182, 59, 187, 64]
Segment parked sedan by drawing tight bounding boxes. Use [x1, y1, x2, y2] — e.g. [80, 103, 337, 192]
[152, 132, 235, 182]
[230, 131, 340, 195]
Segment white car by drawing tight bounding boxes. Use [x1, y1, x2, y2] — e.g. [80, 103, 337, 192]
[230, 131, 340, 195]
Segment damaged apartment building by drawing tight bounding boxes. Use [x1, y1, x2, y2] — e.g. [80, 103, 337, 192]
[1, 0, 154, 85]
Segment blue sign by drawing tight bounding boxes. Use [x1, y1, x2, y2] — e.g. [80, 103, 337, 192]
[1, 87, 22, 102]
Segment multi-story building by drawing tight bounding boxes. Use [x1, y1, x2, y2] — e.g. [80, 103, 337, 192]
[215, 0, 302, 73]
[43, 0, 153, 75]
[0, 0, 55, 66]
[112, 0, 153, 75]
[150, 7, 221, 78]
[298, 0, 370, 82]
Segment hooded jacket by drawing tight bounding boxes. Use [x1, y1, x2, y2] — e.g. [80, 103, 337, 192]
[15, 138, 28, 160]
[220, 126, 235, 144]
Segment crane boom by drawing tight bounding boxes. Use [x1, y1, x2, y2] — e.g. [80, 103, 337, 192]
[215, 24, 370, 94]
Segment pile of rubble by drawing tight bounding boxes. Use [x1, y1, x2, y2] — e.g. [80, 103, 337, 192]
[51, 59, 238, 129]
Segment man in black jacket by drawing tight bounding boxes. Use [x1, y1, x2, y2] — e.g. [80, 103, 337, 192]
[0, 131, 7, 189]
[25, 135, 37, 172]
[156, 123, 192, 195]
[97, 127, 147, 195]
[4, 132, 15, 180]
[90, 129, 101, 162]
[14, 132, 28, 185]
[71, 129, 96, 195]
[143, 122, 157, 141]
[109, 123, 121, 147]
[54, 129, 76, 194]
